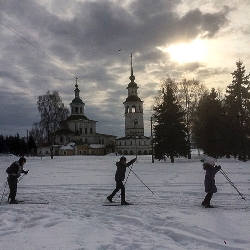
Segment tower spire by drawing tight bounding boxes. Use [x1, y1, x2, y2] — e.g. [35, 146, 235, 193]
[75, 76, 78, 88]
[74, 77, 80, 98]
[131, 53, 133, 76]
[129, 53, 135, 82]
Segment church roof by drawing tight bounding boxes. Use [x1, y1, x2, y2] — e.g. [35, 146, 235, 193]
[116, 135, 150, 140]
[125, 95, 142, 102]
[70, 97, 84, 105]
[127, 81, 138, 88]
[66, 114, 89, 121]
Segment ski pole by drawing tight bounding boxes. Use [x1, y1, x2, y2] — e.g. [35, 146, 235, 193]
[127, 166, 154, 194]
[0, 181, 8, 203]
[220, 168, 240, 191]
[18, 170, 29, 183]
[124, 156, 137, 186]
[124, 163, 133, 186]
[220, 168, 246, 201]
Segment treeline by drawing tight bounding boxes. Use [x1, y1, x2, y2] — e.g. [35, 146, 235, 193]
[0, 134, 37, 156]
[0, 90, 69, 158]
[153, 60, 250, 162]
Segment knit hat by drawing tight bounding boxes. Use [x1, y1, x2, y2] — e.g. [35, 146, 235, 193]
[204, 157, 215, 166]
[120, 156, 127, 161]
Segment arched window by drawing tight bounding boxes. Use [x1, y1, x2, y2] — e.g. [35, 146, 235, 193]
[132, 105, 136, 113]
[125, 106, 129, 113]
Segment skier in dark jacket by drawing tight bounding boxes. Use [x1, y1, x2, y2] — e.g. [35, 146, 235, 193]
[202, 158, 221, 208]
[6, 157, 28, 204]
[107, 156, 136, 205]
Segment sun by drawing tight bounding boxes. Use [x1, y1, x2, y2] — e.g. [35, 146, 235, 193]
[160, 39, 207, 63]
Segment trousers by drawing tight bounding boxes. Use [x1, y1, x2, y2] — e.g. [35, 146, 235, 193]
[110, 181, 125, 201]
[7, 176, 18, 201]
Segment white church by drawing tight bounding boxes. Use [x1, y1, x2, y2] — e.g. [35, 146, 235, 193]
[44, 79, 116, 156]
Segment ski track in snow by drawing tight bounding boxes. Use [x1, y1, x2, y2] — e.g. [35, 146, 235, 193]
[0, 155, 249, 250]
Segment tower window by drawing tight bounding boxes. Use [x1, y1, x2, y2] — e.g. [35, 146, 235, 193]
[132, 106, 136, 113]
[125, 106, 129, 113]
[75, 107, 79, 113]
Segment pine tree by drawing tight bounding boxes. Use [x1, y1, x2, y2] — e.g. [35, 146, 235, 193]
[153, 80, 189, 162]
[224, 60, 250, 161]
[193, 88, 226, 158]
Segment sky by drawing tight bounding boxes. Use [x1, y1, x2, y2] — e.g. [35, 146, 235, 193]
[0, 0, 250, 138]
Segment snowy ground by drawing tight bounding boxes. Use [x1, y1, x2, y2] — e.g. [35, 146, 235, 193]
[0, 154, 249, 250]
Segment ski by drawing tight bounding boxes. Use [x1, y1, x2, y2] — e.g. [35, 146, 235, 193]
[0, 201, 49, 205]
[103, 203, 134, 206]
[17, 200, 49, 204]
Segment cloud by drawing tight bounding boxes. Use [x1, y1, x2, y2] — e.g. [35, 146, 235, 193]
[0, 0, 249, 137]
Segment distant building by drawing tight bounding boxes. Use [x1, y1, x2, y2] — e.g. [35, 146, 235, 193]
[40, 55, 152, 157]
[50, 78, 116, 156]
[115, 54, 152, 155]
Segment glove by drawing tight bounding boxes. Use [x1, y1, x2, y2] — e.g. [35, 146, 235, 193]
[24, 170, 29, 175]
[215, 165, 221, 170]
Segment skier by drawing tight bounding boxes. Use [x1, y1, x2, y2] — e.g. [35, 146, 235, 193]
[107, 156, 136, 205]
[6, 157, 28, 204]
[202, 157, 221, 208]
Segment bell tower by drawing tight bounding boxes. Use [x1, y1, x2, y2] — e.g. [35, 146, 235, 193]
[123, 54, 144, 137]
[70, 77, 85, 115]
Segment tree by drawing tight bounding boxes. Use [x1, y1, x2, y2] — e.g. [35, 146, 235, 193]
[37, 90, 69, 158]
[224, 60, 250, 161]
[193, 88, 227, 158]
[0, 135, 10, 153]
[28, 135, 37, 156]
[153, 78, 189, 162]
[176, 79, 207, 158]
[4, 133, 27, 156]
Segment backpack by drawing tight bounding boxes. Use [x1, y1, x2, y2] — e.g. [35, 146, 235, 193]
[6, 166, 12, 174]
[6, 162, 18, 175]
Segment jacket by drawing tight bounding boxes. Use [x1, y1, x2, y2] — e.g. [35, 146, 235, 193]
[203, 163, 220, 193]
[6, 161, 25, 178]
[115, 158, 136, 182]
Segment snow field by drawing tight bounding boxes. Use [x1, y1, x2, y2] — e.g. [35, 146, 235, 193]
[0, 155, 249, 250]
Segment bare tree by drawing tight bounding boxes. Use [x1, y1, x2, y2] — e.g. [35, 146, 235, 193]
[37, 90, 69, 158]
[176, 79, 208, 158]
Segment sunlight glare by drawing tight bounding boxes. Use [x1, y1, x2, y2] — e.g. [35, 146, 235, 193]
[164, 39, 207, 63]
